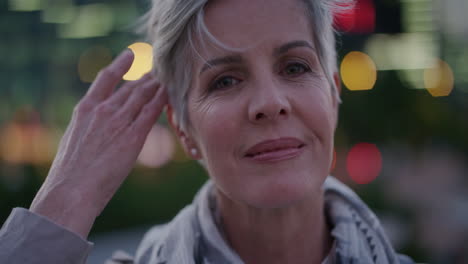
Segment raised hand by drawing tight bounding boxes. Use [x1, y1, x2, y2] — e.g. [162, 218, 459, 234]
[30, 50, 168, 238]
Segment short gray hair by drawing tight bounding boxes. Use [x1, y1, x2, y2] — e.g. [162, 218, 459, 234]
[139, 0, 353, 131]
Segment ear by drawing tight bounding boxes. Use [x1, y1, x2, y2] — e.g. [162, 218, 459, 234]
[332, 72, 341, 129]
[166, 105, 202, 160]
[333, 72, 342, 97]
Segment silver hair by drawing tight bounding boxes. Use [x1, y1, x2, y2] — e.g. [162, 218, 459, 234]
[138, 0, 353, 131]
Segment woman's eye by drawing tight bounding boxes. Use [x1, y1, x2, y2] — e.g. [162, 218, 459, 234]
[284, 63, 310, 76]
[211, 76, 240, 91]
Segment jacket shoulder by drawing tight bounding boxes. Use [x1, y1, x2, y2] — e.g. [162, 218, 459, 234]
[102, 224, 168, 264]
[105, 250, 135, 264]
[134, 224, 168, 263]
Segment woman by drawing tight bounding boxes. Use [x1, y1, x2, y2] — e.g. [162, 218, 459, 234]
[0, 0, 415, 263]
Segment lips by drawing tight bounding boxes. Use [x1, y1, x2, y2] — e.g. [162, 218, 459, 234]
[245, 138, 305, 160]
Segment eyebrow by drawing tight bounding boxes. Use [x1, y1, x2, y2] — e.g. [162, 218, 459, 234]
[200, 55, 243, 74]
[273, 40, 315, 57]
[199, 40, 315, 74]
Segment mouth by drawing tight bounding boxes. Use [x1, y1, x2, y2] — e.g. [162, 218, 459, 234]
[245, 138, 306, 162]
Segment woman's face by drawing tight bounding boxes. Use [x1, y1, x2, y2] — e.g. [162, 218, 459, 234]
[185, 0, 338, 208]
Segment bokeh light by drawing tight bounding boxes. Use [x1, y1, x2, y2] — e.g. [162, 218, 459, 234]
[123, 42, 153, 81]
[340, 51, 377, 91]
[334, 0, 375, 34]
[41, 0, 76, 24]
[424, 59, 455, 97]
[0, 108, 57, 165]
[58, 4, 114, 39]
[78, 46, 113, 83]
[365, 33, 436, 72]
[137, 124, 175, 168]
[8, 0, 42, 11]
[346, 143, 382, 184]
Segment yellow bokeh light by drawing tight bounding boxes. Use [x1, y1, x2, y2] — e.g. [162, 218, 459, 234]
[124, 42, 153, 81]
[424, 59, 454, 97]
[78, 46, 112, 83]
[340, 51, 377, 91]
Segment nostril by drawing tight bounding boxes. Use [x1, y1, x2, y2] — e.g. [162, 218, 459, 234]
[279, 109, 286, 115]
[255, 113, 265, 120]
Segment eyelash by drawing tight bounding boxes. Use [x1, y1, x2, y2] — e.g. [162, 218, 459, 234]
[208, 62, 312, 92]
[209, 75, 240, 92]
[281, 62, 312, 76]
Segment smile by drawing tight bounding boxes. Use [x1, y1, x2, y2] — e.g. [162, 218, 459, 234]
[244, 138, 306, 162]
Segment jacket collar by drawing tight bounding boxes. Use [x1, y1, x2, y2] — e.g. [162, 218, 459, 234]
[135, 177, 404, 264]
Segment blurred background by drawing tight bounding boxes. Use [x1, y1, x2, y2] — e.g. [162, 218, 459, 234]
[0, 0, 467, 263]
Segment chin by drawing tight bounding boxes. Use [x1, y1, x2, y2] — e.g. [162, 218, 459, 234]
[238, 170, 326, 209]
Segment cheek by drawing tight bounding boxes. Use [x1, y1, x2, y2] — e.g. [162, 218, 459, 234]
[292, 85, 336, 170]
[285, 90, 336, 182]
[189, 97, 243, 159]
[295, 83, 337, 136]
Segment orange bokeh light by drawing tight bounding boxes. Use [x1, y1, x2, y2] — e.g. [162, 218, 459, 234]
[424, 59, 455, 97]
[340, 51, 377, 91]
[0, 110, 57, 165]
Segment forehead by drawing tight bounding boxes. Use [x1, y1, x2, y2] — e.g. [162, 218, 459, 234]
[199, 0, 313, 57]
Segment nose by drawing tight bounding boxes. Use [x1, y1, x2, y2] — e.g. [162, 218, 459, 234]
[248, 80, 291, 124]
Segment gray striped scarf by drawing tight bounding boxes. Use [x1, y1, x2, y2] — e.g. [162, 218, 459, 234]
[126, 177, 415, 264]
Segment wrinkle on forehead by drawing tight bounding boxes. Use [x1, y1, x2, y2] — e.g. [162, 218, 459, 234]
[199, 0, 313, 55]
[189, 0, 320, 95]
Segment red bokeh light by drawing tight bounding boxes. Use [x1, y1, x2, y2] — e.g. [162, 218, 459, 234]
[346, 143, 382, 184]
[334, 0, 375, 34]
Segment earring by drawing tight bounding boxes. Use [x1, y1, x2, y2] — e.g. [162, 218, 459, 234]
[190, 148, 198, 157]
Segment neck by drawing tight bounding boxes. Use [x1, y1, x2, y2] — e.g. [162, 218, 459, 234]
[216, 190, 333, 264]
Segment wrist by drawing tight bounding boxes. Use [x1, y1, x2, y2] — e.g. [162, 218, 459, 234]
[30, 183, 102, 238]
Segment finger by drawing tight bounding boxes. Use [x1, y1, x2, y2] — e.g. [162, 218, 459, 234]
[120, 78, 161, 120]
[106, 73, 153, 107]
[85, 49, 134, 102]
[133, 86, 168, 132]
